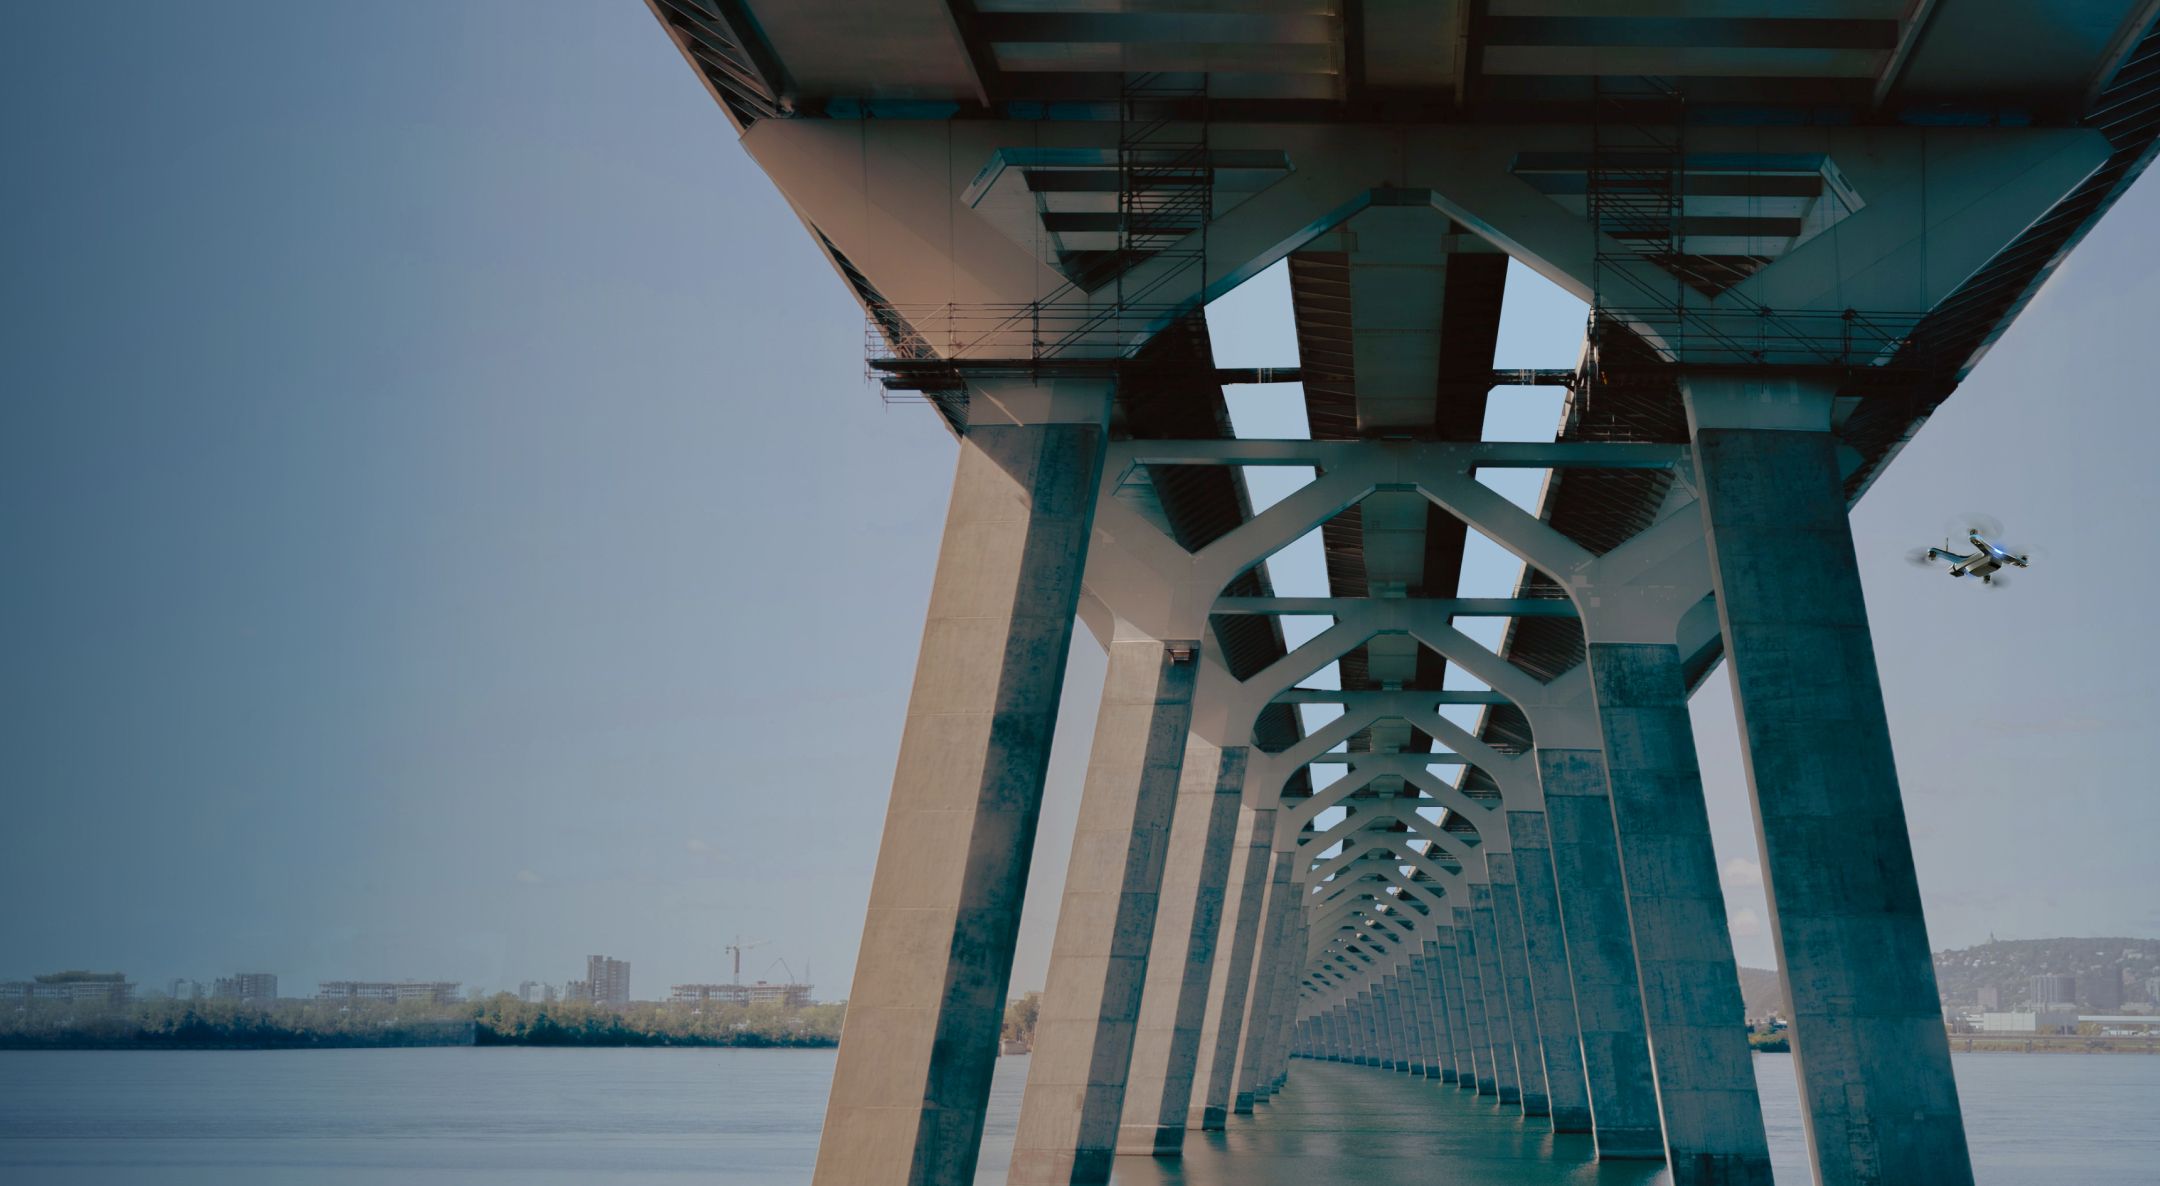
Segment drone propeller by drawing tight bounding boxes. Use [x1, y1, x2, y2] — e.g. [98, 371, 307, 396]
[1948, 512, 2006, 541]
[1904, 546, 1938, 568]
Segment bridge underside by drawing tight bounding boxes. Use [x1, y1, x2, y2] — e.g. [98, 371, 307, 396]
[642, 3, 2160, 1185]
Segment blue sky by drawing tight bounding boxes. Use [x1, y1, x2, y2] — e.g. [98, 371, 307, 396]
[4, 3, 2157, 999]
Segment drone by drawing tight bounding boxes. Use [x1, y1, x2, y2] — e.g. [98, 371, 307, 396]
[1907, 515, 2030, 587]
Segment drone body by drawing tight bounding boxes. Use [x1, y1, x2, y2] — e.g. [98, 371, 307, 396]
[1921, 530, 2030, 586]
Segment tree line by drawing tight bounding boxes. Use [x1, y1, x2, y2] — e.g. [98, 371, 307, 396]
[0, 994, 845, 1050]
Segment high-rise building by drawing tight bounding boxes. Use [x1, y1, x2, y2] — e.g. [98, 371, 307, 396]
[2146, 975, 2160, 1005]
[213, 973, 278, 1002]
[2031, 973, 2076, 1007]
[2087, 966, 2124, 1011]
[586, 955, 630, 1006]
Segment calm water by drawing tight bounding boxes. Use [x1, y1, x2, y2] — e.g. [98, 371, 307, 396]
[0, 1049, 2153, 1184]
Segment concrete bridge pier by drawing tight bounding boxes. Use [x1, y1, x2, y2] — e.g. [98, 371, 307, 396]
[811, 384, 1113, 1186]
[1486, 856, 1551, 1119]
[1008, 630, 1200, 1186]
[1587, 640, 1772, 1184]
[1506, 810, 1593, 1132]
[1383, 973, 1411, 1071]
[1468, 888, 1524, 1107]
[1116, 740, 1250, 1158]
[1245, 886, 1299, 1100]
[1451, 906, 1498, 1097]
[1397, 968, 1424, 1075]
[1186, 806, 1273, 1130]
[1232, 852, 1295, 1112]
[1419, 942, 1460, 1084]
[1408, 953, 1445, 1077]
[1536, 747, 1667, 1159]
[1687, 375, 1974, 1186]
[1434, 926, 1478, 1090]
[1264, 911, 1305, 1094]
[1392, 967, 1423, 1076]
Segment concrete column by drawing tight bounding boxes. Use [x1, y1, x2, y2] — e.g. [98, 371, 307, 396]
[814, 407, 1108, 1186]
[1381, 974, 1409, 1071]
[1231, 851, 1293, 1111]
[1589, 641, 1772, 1184]
[1469, 890, 1523, 1107]
[1186, 806, 1273, 1130]
[1402, 958, 1433, 1076]
[1507, 811, 1593, 1133]
[1356, 990, 1381, 1066]
[1688, 379, 1972, 1186]
[1259, 913, 1303, 1094]
[1399, 968, 1423, 1075]
[1116, 741, 1248, 1157]
[1418, 944, 1458, 1083]
[1537, 747, 1666, 1159]
[1434, 926, 1478, 1089]
[1451, 907, 1496, 1096]
[1009, 635, 1199, 1186]
[1487, 857, 1551, 1119]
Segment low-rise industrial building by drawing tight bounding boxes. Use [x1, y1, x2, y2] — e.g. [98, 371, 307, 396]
[669, 981, 812, 1008]
[0, 972, 135, 1007]
[316, 980, 461, 1005]
[1979, 1009, 2079, 1034]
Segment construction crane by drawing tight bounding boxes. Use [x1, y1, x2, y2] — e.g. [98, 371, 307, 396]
[726, 937, 770, 982]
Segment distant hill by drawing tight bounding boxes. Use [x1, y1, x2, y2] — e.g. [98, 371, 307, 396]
[1732, 938, 2159, 1019]
[1738, 966, 1785, 1019]
[1932, 937, 2160, 1008]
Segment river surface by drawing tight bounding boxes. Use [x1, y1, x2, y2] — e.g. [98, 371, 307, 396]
[0, 1049, 2152, 1184]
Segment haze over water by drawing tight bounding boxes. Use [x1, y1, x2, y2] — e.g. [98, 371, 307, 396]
[1, 1051, 2151, 1185]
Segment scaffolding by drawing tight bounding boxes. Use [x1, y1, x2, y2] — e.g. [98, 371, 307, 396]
[1583, 79, 1935, 381]
[865, 72, 1213, 404]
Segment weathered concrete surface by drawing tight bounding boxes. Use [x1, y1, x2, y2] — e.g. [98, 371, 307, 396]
[1186, 806, 1273, 1131]
[1116, 741, 1248, 1157]
[1434, 926, 1478, 1090]
[813, 420, 1106, 1186]
[1379, 974, 1408, 1071]
[1260, 912, 1304, 1094]
[1589, 641, 1772, 1184]
[1488, 856, 1552, 1119]
[1452, 906, 1498, 1097]
[1008, 637, 1198, 1186]
[1694, 421, 1972, 1186]
[1231, 852, 1294, 1112]
[1419, 943, 1461, 1084]
[1407, 955, 1441, 1076]
[1537, 747, 1665, 1160]
[1394, 971, 1421, 1073]
[1398, 960, 1424, 1074]
[1469, 890, 1524, 1107]
[1508, 810, 1593, 1133]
